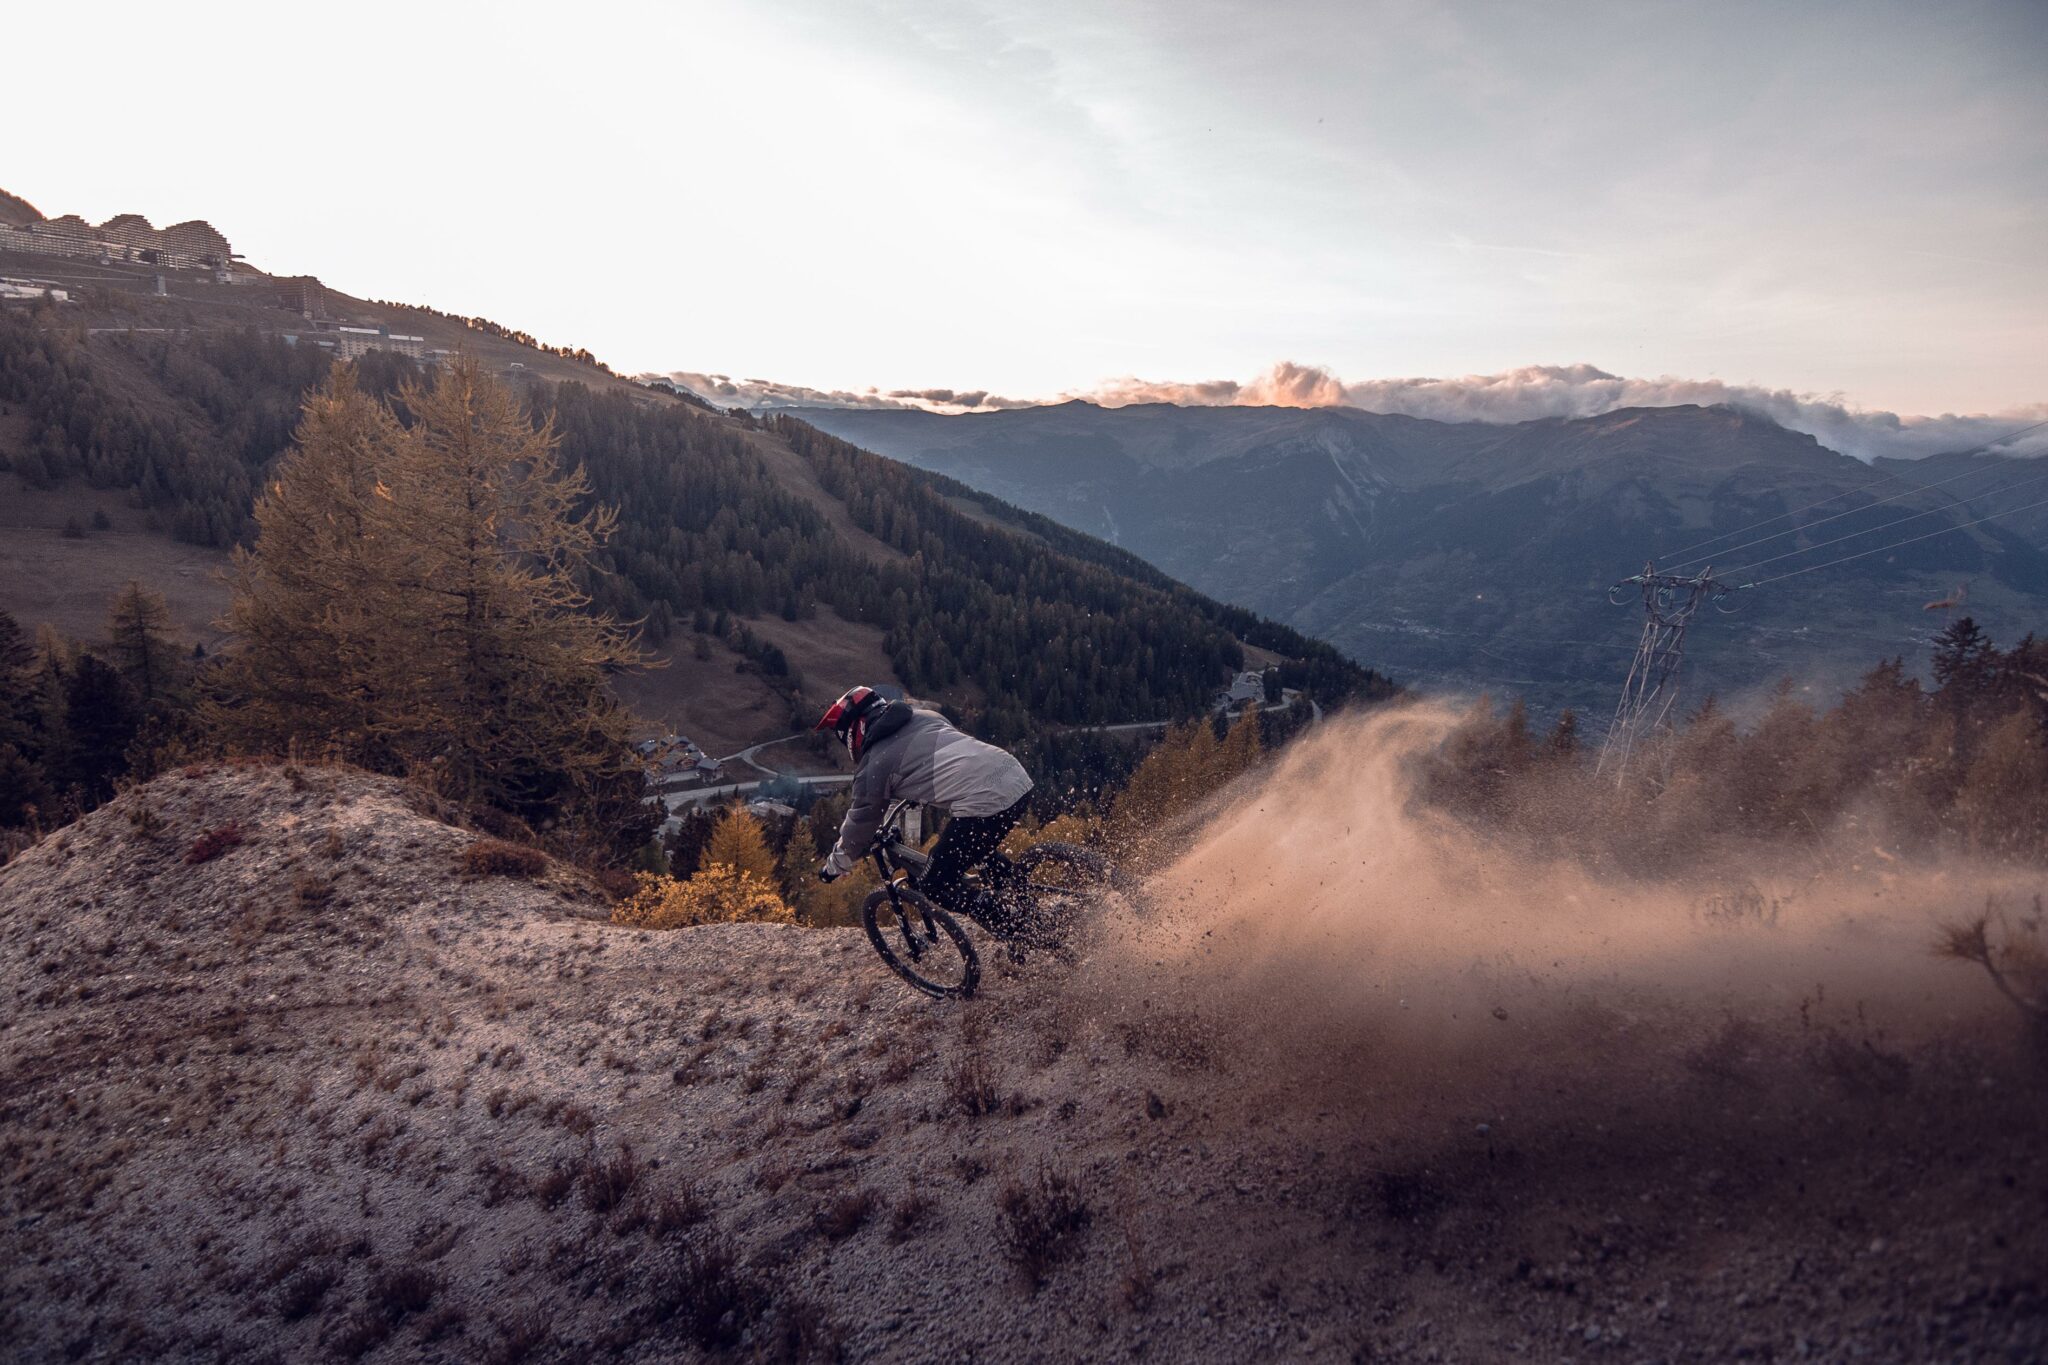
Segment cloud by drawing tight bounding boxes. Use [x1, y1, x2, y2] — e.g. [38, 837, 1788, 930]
[655, 362, 2047, 461]
[655, 373, 1034, 414]
[655, 372, 918, 411]
[1081, 362, 2048, 461]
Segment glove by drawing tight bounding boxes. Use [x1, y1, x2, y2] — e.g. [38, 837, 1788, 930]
[816, 863, 839, 884]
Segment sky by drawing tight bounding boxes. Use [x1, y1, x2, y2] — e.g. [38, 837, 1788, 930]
[8, 0, 2046, 436]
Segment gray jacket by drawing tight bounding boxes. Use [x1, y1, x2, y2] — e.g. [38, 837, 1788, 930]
[823, 704, 1032, 875]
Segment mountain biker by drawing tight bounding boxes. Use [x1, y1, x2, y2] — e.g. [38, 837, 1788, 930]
[813, 686, 1032, 925]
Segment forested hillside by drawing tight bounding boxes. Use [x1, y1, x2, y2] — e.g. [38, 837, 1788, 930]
[0, 308, 1384, 747]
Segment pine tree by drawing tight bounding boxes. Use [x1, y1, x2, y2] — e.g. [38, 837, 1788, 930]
[777, 818, 820, 922]
[1932, 617, 1997, 716]
[1109, 720, 1215, 849]
[0, 609, 35, 753]
[1547, 709, 1580, 759]
[105, 580, 177, 707]
[56, 655, 139, 804]
[704, 804, 777, 881]
[1501, 697, 1533, 774]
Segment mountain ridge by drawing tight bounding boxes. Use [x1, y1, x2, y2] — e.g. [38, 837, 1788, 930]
[0, 241, 1381, 765]
[793, 400, 2048, 713]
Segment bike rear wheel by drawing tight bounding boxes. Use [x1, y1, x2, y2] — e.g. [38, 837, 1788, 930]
[863, 884, 980, 999]
[1012, 842, 1115, 948]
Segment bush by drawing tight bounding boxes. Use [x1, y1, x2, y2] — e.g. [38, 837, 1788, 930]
[461, 839, 548, 879]
[610, 866, 794, 930]
[184, 822, 244, 864]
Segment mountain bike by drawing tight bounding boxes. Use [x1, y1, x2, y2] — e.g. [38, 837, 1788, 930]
[858, 799, 1115, 999]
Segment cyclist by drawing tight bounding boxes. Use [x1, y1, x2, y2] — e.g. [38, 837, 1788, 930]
[813, 686, 1032, 925]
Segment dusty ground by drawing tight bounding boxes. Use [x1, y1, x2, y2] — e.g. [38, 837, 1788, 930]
[1, 762, 2044, 1363]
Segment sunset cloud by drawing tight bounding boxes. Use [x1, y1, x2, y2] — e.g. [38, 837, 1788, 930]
[1080, 363, 2048, 462]
[663, 360, 2047, 463]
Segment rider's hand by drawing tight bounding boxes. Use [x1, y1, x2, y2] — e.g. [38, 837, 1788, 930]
[816, 863, 839, 884]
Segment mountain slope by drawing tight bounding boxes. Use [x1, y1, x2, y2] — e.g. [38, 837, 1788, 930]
[4, 759, 2042, 1362]
[796, 401, 2048, 713]
[0, 257, 1381, 759]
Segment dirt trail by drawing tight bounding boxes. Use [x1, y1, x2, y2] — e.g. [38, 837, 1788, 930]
[1, 756, 2044, 1362]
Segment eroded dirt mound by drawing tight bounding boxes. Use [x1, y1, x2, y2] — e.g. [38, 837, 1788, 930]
[2, 761, 2045, 1363]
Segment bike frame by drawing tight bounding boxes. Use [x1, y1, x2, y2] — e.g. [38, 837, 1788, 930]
[868, 800, 940, 960]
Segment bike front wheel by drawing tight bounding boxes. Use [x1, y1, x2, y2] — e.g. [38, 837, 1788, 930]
[862, 884, 980, 999]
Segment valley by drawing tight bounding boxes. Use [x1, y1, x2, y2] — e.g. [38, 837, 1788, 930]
[795, 402, 2048, 717]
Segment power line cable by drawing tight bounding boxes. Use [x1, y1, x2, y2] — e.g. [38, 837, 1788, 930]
[1652, 416, 2048, 568]
[1662, 450, 2043, 572]
[1721, 465, 2048, 580]
[1738, 492, 2048, 589]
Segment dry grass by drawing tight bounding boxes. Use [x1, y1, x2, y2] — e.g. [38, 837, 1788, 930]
[183, 821, 244, 864]
[945, 1050, 1018, 1118]
[6, 762, 2047, 1362]
[578, 1145, 640, 1215]
[996, 1164, 1092, 1291]
[887, 1193, 933, 1244]
[461, 839, 548, 879]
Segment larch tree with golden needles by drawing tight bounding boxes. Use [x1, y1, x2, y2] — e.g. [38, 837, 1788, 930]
[704, 804, 778, 882]
[213, 357, 648, 841]
[213, 365, 416, 763]
[388, 357, 644, 815]
[1217, 702, 1263, 782]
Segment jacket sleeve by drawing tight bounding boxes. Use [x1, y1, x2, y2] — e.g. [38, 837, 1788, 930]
[824, 759, 893, 876]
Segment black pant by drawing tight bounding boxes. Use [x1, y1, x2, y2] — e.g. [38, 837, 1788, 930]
[919, 795, 1029, 919]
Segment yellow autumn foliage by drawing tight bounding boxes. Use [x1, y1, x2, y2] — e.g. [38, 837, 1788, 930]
[610, 865, 794, 930]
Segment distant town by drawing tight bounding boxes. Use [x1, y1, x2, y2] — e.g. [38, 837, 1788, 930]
[0, 200, 586, 376]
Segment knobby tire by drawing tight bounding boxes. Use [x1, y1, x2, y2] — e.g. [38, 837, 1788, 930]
[862, 884, 980, 999]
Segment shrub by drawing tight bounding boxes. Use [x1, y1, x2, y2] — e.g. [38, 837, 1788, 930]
[487, 1308, 551, 1365]
[650, 1182, 710, 1237]
[461, 839, 548, 879]
[370, 1265, 440, 1321]
[648, 1235, 766, 1350]
[533, 1164, 576, 1208]
[290, 871, 335, 911]
[813, 1189, 876, 1241]
[578, 1145, 639, 1214]
[274, 1267, 337, 1322]
[887, 1193, 933, 1244]
[184, 822, 244, 864]
[946, 1051, 1004, 1118]
[997, 1163, 1092, 1290]
[610, 866, 794, 930]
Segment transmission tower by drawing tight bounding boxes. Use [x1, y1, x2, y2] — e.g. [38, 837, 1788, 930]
[1597, 563, 1735, 785]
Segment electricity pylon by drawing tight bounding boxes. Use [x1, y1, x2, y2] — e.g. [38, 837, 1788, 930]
[1597, 563, 1735, 785]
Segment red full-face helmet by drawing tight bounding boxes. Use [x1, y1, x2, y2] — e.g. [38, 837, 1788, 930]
[814, 685, 884, 759]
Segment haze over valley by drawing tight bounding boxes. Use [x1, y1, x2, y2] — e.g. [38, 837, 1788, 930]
[793, 395, 2048, 716]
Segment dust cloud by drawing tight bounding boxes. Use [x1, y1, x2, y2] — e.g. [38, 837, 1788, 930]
[1072, 702, 2038, 1145]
